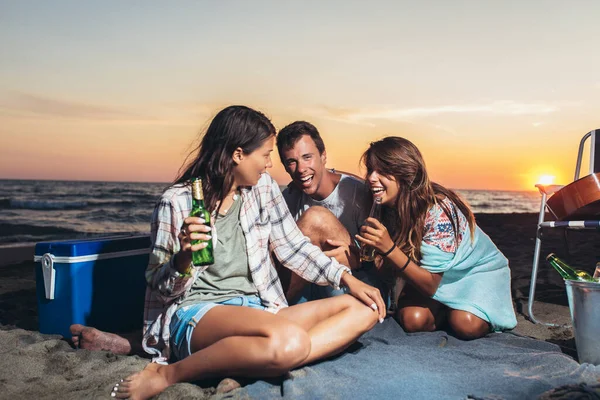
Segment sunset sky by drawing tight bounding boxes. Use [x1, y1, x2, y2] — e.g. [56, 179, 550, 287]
[1, 1, 599, 190]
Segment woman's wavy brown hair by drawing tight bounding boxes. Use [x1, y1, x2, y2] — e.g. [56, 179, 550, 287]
[174, 105, 276, 214]
[361, 136, 475, 261]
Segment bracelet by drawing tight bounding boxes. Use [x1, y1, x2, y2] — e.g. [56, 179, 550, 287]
[380, 243, 396, 257]
[398, 257, 411, 273]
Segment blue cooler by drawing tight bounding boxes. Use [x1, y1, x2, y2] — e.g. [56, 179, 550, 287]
[34, 235, 151, 338]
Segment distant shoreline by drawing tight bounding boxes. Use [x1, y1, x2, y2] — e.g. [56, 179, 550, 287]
[1, 212, 541, 267]
[0, 178, 539, 193]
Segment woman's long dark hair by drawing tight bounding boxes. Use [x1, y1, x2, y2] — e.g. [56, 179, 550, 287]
[174, 105, 276, 213]
[361, 136, 475, 262]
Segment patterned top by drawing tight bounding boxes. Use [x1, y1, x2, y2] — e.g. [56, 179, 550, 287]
[423, 198, 468, 254]
[141, 173, 349, 363]
[419, 198, 517, 330]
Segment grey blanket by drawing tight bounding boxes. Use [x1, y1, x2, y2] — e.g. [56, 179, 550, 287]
[244, 319, 600, 400]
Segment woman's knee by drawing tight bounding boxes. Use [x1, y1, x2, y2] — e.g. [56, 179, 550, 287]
[317, 295, 378, 333]
[264, 324, 311, 371]
[346, 295, 379, 332]
[448, 310, 490, 340]
[396, 308, 436, 333]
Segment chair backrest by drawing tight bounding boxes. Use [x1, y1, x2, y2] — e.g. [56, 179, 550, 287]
[574, 129, 599, 181]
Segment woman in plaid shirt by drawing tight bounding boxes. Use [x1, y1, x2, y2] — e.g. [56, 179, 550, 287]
[112, 106, 385, 400]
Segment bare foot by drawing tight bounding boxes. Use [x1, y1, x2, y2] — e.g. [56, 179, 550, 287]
[112, 363, 170, 400]
[70, 324, 132, 355]
[216, 378, 241, 393]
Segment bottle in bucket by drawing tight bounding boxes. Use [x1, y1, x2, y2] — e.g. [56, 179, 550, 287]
[360, 197, 383, 262]
[546, 253, 595, 282]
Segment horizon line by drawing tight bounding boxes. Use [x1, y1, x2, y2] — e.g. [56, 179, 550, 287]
[0, 177, 540, 193]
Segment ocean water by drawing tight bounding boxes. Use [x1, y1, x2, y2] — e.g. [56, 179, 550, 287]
[0, 179, 541, 246]
[455, 189, 540, 214]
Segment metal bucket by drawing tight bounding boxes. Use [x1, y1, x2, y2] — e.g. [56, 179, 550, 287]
[565, 280, 600, 365]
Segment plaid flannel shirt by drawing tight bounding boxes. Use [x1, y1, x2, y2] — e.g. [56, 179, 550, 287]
[141, 173, 349, 363]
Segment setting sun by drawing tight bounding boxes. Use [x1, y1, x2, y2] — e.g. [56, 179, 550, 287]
[537, 175, 555, 185]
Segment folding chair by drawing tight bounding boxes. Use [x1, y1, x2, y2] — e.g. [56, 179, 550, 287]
[528, 129, 600, 326]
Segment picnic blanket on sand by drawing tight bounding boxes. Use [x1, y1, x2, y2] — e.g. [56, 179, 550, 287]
[244, 319, 600, 400]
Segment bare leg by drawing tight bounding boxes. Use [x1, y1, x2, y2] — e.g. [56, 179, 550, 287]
[113, 294, 378, 400]
[394, 285, 446, 333]
[70, 324, 145, 356]
[395, 286, 489, 340]
[284, 206, 358, 302]
[278, 294, 378, 364]
[113, 306, 311, 400]
[447, 310, 490, 340]
[296, 206, 356, 265]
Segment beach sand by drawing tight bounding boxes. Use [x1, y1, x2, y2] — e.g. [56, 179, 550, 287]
[1, 213, 598, 399]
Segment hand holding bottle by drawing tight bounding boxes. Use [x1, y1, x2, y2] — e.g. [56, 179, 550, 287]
[176, 216, 212, 271]
[355, 217, 395, 258]
[189, 178, 215, 267]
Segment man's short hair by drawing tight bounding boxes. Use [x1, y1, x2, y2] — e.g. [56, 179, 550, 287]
[276, 121, 326, 164]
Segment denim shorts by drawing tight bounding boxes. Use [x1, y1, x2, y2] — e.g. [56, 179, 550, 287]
[170, 295, 266, 361]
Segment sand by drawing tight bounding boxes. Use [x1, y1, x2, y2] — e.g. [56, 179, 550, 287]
[0, 212, 598, 399]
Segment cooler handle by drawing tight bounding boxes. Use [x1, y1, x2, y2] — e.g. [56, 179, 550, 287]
[41, 253, 55, 300]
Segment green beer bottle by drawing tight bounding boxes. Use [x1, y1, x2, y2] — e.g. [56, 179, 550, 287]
[191, 178, 214, 266]
[546, 253, 594, 282]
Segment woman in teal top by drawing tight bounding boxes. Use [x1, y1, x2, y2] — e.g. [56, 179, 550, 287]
[356, 137, 517, 340]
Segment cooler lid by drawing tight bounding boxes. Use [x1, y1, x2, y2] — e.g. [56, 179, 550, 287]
[34, 235, 151, 258]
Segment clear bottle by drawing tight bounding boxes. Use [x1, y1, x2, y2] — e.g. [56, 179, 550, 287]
[546, 253, 594, 282]
[360, 197, 383, 262]
[191, 178, 214, 266]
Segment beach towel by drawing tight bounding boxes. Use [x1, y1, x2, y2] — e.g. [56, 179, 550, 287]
[420, 225, 517, 331]
[244, 319, 600, 399]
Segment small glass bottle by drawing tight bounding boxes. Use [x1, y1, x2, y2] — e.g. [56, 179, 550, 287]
[360, 197, 383, 262]
[191, 178, 214, 266]
[546, 253, 594, 282]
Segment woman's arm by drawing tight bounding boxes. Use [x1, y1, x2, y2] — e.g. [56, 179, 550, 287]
[356, 217, 443, 297]
[382, 249, 443, 297]
[145, 197, 199, 303]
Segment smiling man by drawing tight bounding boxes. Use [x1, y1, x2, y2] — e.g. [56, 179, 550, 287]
[276, 121, 386, 304]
